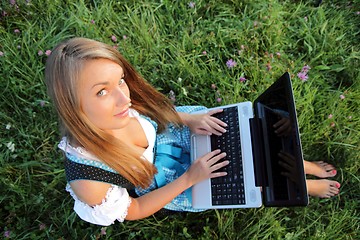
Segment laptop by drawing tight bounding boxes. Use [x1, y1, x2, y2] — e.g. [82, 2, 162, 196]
[190, 72, 308, 209]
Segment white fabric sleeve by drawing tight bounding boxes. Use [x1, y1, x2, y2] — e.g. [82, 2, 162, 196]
[66, 184, 132, 226]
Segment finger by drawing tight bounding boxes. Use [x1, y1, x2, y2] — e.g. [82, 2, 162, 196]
[202, 149, 222, 160]
[273, 118, 286, 128]
[210, 160, 229, 172]
[207, 152, 227, 166]
[210, 171, 228, 178]
[207, 108, 224, 116]
[210, 116, 228, 127]
[278, 160, 293, 172]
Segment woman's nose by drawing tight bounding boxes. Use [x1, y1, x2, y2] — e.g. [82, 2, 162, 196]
[114, 88, 130, 106]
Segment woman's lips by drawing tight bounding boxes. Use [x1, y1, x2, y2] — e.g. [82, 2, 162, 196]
[114, 108, 129, 117]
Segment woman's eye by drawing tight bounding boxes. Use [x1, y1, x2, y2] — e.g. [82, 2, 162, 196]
[97, 89, 107, 96]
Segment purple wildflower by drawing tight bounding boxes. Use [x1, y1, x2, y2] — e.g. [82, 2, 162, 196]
[226, 59, 237, 68]
[45, 50, 51, 56]
[239, 77, 246, 82]
[328, 114, 333, 119]
[216, 97, 222, 103]
[101, 227, 107, 235]
[38, 50, 43, 56]
[301, 65, 311, 73]
[39, 223, 46, 230]
[4, 230, 11, 238]
[14, 29, 20, 33]
[202, 50, 207, 55]
[90, 20, 95, 24]
[111, 35, 117, 42]
[9, 0, 16, 6]
[340, 94, 345, 100]
[0, 51, 4, 57]
[188, 2, 195, 8]
[266, 62, 272, 71]
[297, 72, 308, 81]
[169, 90, 176, 102]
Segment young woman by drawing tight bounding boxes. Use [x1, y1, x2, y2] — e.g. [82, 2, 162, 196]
[45, 37, 340, 226]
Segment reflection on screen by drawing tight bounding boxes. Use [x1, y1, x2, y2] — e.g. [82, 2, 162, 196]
[254, 74, 307, 206]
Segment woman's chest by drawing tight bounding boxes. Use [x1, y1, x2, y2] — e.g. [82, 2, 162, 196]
[114, 118, 149, 150]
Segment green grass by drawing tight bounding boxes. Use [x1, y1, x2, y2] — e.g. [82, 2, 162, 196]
[1, 0, 359, 239]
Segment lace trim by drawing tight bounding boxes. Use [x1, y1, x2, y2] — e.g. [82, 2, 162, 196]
[66, 184, 131, 223]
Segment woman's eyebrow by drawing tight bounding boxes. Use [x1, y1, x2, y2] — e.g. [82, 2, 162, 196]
[91, 81, 109, 89]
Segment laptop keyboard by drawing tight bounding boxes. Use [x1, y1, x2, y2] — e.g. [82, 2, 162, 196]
[210, 106, 246, 205]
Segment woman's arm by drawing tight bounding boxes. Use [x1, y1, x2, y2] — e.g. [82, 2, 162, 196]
[70, 149, 228, 221]
[177, 110, 227, 136]
[126, 149, 228, 220]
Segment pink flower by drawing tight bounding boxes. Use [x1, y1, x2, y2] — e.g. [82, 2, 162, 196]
[188, 2, 195, 8]
[38, 50, 43, 56]
[4, 230, 11, 238]
[276, 52, 281, 58]
[0, 51, 4, 56]
[301, 65, 311, 73]
[45, 50, 51, 56]
[328, 114, 333, 119]
[90, 20, 95, 24]
[266, 62, 272, 71]
[253, 21, 258, 27]
[202, 50, 207, 55]
[123, 35, 127, 40]
[340, 94, 345, 100]
[211, 84, 217, 89]
[226, 59, 237, 68]
[101, 227, 107, 235]
[297, 72, 308, 81]
[239, 77, 246, 82]
[356, 11, 360, 15]
[330, 122, 335, 127]
[216, 97, 222, 103]
[240, 45, 245, 50]
[169, 90, 176, 102]
[111, 35, 117, 42]
[14, 29, 20, 33]
[39, 223, 46, 230]
[9, 0, 16, 6]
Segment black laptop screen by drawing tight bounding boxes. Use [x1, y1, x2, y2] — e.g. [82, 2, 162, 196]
[253, 72, 308, 206]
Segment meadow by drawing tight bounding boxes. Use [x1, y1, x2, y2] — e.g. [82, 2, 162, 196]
[0, 0, 359, 239]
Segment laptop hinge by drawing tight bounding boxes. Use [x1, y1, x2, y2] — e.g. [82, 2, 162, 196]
[249, 117, 266, 187]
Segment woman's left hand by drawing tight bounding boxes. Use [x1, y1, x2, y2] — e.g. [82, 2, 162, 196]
[179, 109, 227, 136]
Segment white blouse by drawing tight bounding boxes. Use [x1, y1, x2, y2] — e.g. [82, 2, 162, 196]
[59, 109, 156, 226]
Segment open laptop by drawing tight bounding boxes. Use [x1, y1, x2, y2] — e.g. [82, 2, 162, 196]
[190, 72, 308, 209]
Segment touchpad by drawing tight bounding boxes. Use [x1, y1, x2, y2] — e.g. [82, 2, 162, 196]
[191, 134, 211, 159]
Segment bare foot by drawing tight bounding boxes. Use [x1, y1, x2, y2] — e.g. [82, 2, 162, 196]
[306, 179, 340, 198]
[304, 161, 337, 178]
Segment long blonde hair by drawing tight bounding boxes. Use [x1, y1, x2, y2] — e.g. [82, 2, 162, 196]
[45, 37, 182, 188]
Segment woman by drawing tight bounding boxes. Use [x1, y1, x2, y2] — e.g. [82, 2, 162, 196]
[45, 37, 340, 226]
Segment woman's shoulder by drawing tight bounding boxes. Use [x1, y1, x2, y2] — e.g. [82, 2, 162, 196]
[69, 180, 111, 206]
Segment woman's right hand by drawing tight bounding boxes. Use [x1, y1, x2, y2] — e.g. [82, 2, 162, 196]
[186, 149, 229, 186]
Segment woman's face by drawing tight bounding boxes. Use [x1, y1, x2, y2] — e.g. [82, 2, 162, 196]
[78, 58, 131, 133]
